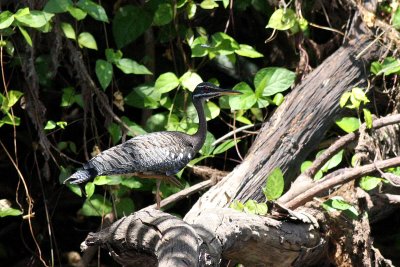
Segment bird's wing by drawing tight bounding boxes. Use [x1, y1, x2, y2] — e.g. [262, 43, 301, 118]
[85, 132, 196, 176]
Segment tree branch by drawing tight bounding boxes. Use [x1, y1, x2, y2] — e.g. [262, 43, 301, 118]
[279, 113, 400, 204]
[285, 156, 400, 209]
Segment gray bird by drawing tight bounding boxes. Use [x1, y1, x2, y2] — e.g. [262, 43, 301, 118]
[65, 82, 241, 207]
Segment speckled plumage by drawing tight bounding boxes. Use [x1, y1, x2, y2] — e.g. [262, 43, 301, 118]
[65, 82, 239, 186]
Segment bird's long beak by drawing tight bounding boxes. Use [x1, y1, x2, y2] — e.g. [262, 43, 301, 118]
[214, 87, 242, 96]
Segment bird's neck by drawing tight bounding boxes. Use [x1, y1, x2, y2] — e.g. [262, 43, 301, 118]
[192, 97, 207, 152]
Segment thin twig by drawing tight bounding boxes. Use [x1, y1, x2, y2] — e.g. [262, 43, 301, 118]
[0, 141, 48, 266]
[147, 180, 213, 209]
[212, 123, 260, 146]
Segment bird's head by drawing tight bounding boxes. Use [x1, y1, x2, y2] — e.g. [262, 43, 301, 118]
[192, 82, 241, 100]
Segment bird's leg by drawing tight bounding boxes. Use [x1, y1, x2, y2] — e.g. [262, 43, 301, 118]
[156, 179, 161, 209]
[133, 173, 182, 209]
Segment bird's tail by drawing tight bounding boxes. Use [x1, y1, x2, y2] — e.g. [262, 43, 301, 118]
[64, 168, 97, 184]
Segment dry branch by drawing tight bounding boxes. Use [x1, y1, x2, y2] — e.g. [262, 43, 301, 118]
[285, 156, 400, 209]
[279, 113, 400, 205]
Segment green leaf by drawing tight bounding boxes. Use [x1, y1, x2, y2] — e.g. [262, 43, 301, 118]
[190, 36, 209, 57]
[44, 120, 57, 130]
[352, 87, 369, 103]
[77, 32, 97, 50]
[187, 155, 212, 168]
[14, 8, 30, 18]
[235, 114, 252, 125]
[113, 5, 152, 49]
[125, 85, 161, 109]
[3, 90, 23, 108]
[320, 149, 344, 172]
[227, 82, 257, 110]
[0, 200, 23, 217]
[121, 116, 147, 136]
[95, 59, 113, 90]
[85, 182, 95, 198]
[115, 58, 152, 75]
[359, 176, 382, 191]
[204, 101, 220, 120]
[153, 3, 173, 26]
[335, 117, 360, 133]
[254, 202, 268, 215]
[230, 199, 244, 212]
[250, 108, 263, 121]
[105, 48, 123, 63]
[18, 26, 32, 47]
[199, 132, 216, 156]
[146, 112, 167, 132]
[392, 7, 400, 29]
[272, 93, 284, 106]
[61, 87, 77, 107]
[186, 1, 197, 19]
[4, 41, 14, 57]
[44, 0, 72, 13]
[363, 108, 373, 129]
[322, 196, 359, 219]
[300, 160, 312, 173]
[180, 71, 203, 91]
[155, 72, 180, 93]
[213, 139, 240, 155]
[57, 141, 68, 151]
[370, 61, 381, 75]
[298, 16, 309, 32]
[266, 8, 297, 30]
[60, 22, 76, 40]
[67, 6, 87, 20]
[371, 57, 400, 76]
[0, 11, 14, 29]
[200, 0, 219, 9]
[115, 197, 135, 217]
[262, 167, 284, 201]
[56, 121, 67, 129]
[77, 0, 109, 22]
[241, 200, 268, 215]
[58, 165, 72, 184]
[93, 175, 123, 186]
[69, 141, 77, 154]
[221, 0, 229, 8]
[15, 11, 54, 28]
[243, 199, 258, 214]
[0, 113, 20, 127]
[121, 178, 143, 189]
[254, 67, 295, 97]
[210, 32, 239, 56]
[340, 92, 351, 108]
[235, 44, 263, 58]
[107, 123, 122, 145]
[80, 194, 112, 216]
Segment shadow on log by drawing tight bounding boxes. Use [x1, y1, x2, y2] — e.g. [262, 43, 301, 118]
[82, 208, 323, 267]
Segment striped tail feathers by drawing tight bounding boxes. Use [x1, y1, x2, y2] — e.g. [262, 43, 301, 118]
[64, 168, 97, 184]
